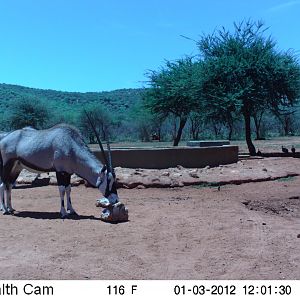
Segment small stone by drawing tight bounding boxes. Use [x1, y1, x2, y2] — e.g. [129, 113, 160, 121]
[176, 165, 184, 170]
[173, 173, 182, 178]
[189, 172, 199, 178]
[262, 168, 268, 172]
[262, 222, 266, 225]
[297, 234, 300, 238]
[136, 185, 146, 189]
[161, 171, 170, 176]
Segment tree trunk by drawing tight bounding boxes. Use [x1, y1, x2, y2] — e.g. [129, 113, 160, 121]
[283, 115, 292, 136]
[243, 112, 256, 155]
[191, 124, 199, 140]
[173, 117, 187, 146]
[172, 117, 178, 140]
[253, 111, 264, 140]
[227, 123, 233, 140]
[190, 117, 200, 140]
[226, 116, 234, 140]
[194, 130, 199, 140]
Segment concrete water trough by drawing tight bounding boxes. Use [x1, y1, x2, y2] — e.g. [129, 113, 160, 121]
[186, 140, 230, 147]
[92, 145, 238, 169]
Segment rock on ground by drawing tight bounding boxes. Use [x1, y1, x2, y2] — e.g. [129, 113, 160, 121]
[16, 157, 300, 188]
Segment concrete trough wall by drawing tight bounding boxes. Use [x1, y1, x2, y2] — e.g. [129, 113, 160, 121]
[187, 140, 230, 147]
[93, 145, 238, 169]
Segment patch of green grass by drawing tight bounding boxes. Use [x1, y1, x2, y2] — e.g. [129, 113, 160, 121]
[276, 176, 296, 182]
[194, 182, 220, 189]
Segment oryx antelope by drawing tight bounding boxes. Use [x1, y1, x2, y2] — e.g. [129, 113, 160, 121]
[0, 124, 118, 218]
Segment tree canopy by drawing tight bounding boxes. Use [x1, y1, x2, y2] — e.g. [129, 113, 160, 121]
[198, 20, 300, 154]
[1, 20, 300, 148]
[144, 57, 202, 145]
[9, 97, 49, 130]
[79, 104, 113, 143]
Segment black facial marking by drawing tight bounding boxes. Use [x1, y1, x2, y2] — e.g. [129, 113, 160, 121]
[104, 176, 110, 198]
[104, 175, 118, 198]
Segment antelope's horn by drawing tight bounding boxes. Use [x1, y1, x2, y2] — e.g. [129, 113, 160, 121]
[84, 110, 110, 169]
[106, 137, 114, 175]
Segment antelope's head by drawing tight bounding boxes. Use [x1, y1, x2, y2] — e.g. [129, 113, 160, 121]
[97, 164, 118, 204]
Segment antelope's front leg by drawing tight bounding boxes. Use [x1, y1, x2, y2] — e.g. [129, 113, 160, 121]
[66, 185, 77, 216]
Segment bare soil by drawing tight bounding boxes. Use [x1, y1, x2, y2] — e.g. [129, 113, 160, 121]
[1, 157, 300, 280]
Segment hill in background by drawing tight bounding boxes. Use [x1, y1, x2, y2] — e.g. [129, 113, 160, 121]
[0, 83, 143, 129]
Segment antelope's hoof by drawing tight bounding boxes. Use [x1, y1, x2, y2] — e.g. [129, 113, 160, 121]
[60, 213, 68, 219]
[68, 210, 78, 216]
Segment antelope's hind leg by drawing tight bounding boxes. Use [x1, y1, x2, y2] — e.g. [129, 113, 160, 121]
[0, 182, 9, 214]
[0, 160, 19, 215]
[0, 182, 14, 214]
[5, 183, 14, 214]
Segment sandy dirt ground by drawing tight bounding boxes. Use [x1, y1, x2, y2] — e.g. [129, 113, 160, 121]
[0, 157, 300, 280]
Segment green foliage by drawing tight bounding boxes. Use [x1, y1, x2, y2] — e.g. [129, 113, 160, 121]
[131, 102, 166, 142]
[0, 83, 143, 137]
[144, 57, 203, 145]
[1, 20, 300, 146]
[0, 83, 143, 123]
[145, 57, 202, 118]
[276, 176, 296, 182]
[78, 104, 118, 143]
[197, 20, 300, 154]
[8, 97, 50, 129]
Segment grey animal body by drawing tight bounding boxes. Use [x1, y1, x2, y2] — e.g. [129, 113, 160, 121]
[0, 132, 9, 140]
[0, 124, 118, 217]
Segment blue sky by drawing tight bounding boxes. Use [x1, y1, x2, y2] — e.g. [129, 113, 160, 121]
[0, 0, 299, 92]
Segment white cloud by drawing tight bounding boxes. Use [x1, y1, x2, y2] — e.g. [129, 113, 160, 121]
[268, 0, 300, 12]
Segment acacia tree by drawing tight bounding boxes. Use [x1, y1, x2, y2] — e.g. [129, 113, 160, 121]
[131, 101, 166, 142]
[189, 112, 206, 140]
[198, 20, 300, 155]
[273, 108, 296, 136]
[144, 57, 202, 146]
[9, 97, 49, 129]
[79, 105, 113, 143]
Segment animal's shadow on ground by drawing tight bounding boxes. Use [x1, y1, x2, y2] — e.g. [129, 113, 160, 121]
[13, 180, 51, 189]
[12, 211, 101, 220]
[11, 211, 129, 223]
